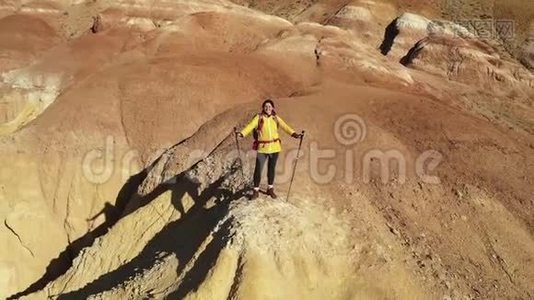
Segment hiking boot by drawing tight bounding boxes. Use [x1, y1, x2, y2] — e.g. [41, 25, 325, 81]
[250, 189, 259, 200]
[267, 187, 277, 199]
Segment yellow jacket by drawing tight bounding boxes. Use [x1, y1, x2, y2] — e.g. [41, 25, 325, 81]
[240, 114, 295, 153]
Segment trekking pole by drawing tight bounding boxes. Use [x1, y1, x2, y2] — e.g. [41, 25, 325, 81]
[286, 130, 305, 202]
[233, 127, 246, 182]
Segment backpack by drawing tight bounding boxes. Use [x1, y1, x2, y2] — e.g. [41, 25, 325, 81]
[252, 114, 279, 150]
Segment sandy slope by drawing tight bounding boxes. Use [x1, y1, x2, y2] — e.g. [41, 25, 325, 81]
[1, 0, 533, 299]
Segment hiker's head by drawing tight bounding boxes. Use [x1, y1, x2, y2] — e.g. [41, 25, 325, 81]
[262, 99, 275, 115]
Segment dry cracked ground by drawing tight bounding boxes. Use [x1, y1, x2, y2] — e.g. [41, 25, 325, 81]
[1, 0, 534, 299]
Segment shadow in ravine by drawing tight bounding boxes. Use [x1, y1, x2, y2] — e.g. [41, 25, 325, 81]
[8, 170, 147, 300]
[54, 168, 246, 299]
[379, 18, 399, 56]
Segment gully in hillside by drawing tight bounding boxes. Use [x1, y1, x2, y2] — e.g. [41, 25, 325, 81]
[235, 99, 303, 200]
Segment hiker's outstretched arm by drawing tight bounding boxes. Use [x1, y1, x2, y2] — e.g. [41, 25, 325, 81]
[278, 116, 296, 135]
[240, 115, 259, 137]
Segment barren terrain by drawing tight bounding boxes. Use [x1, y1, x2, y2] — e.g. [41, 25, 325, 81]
[0, 0, 533, 299]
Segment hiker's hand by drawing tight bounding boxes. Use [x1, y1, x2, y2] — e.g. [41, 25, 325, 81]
[235, 131, 243, 138]
[292, 132, 303, 139]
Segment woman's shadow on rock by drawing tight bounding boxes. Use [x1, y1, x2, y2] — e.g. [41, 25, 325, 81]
[53, 168, 246, 299]
[7, 171, 147, 299]
[10, 161, 246, 299]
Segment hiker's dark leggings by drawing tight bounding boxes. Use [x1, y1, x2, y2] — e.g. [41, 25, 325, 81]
[253, 152, 279, 187]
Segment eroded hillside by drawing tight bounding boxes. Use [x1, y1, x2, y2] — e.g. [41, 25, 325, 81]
[1, 0, 533, 299]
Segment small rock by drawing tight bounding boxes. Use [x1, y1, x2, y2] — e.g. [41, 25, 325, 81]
[386, 222, 400, 236]
[417, 260, 425, 268]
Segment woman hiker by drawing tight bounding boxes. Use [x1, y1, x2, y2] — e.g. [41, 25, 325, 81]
[235, 99, 303, 200]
